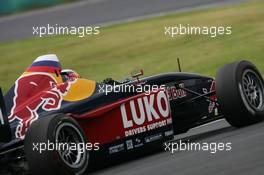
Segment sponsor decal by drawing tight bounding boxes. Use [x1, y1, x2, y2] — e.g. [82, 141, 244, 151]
[126, 140, 134, 150]
[120, 91, 171, 137]
[109, 143, 125, 154]
[166, 83, 187, 101]
[8, 73, 75, 139]
[203, 81, 217, 113]
[145, 133, 163, 143]
[123, 118, 173, 137]
[134, 138, 144, 148]
[165, 129, 174, 137]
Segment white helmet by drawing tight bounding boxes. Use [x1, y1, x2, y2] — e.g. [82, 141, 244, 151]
[61, 69, 80, 81]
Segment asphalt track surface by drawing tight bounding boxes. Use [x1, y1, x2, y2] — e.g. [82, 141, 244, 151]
[0, 0, 249, 42]
[90, 119, 264, 175]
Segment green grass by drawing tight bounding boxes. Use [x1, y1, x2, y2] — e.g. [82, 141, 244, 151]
[0, 1, 264, 93]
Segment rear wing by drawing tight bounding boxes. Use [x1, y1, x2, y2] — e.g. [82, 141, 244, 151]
[0, 88, 12, 143]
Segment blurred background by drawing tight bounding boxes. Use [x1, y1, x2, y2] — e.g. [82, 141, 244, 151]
[0, 0, 77, 15]
[0, 0, 263, 93]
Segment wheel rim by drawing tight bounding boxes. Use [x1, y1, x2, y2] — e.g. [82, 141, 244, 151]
[241, 69, 264, 111]
[55, 122, 87, 169]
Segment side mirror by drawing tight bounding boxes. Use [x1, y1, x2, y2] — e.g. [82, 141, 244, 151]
[131, 69, 144, 78]
[131, 69, 144, 84]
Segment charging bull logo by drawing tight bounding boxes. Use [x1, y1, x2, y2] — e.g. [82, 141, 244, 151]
[8, 73, 74, 139]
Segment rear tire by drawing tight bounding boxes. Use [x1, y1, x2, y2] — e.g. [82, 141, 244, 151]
[24, 114, 89, 175]
[216, 60, 264, 127]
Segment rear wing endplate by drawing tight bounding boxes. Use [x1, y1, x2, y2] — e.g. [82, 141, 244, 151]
[0, 88, 12, 143]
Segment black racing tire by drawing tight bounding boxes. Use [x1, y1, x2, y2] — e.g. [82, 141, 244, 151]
[24, 114, 89, 175]
[216, 60, 264, 127]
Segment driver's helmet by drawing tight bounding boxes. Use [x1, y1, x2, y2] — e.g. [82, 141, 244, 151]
[61, 69, 80, 82]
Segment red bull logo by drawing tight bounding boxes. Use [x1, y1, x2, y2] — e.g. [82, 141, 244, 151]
[8, 72, 74, 139]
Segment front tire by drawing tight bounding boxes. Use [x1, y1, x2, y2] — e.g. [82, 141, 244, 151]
[24, 114, 89, 175]
[216, 60, 264, 127]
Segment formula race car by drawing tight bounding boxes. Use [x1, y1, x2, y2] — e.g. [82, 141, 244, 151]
[0, 55, 263, 175]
